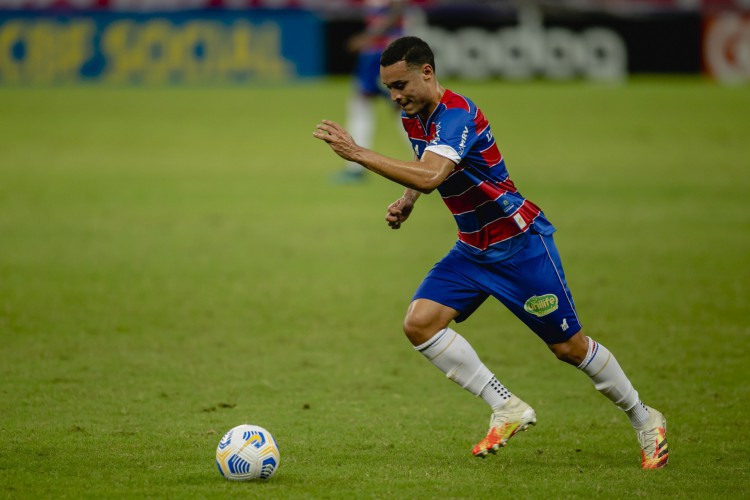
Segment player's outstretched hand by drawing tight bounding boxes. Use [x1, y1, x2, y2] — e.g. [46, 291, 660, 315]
[386, 196, 415, 230]
[313, 119, 359, 162]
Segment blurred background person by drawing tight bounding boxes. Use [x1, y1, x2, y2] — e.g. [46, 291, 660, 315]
[334, 0, 408, 183]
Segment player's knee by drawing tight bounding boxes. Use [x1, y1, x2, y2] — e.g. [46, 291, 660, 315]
[402, 315, 431, 346]
[403, 309, 444, 346]
[548, 331, 588, 366]
[550, 344, 579, 365]
[403, 300, 457, 346]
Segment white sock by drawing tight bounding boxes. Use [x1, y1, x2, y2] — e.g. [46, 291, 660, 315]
[578, 336, 650, 428]
[415, 328, 495, 397]
[625, 400, 652, 429]
[480, 376, 513, 411]
[344, 94, 374, 173]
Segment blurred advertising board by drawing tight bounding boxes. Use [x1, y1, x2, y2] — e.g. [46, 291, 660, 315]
[704, 12, 750, 83]
[2, 1, 748, 84]
[0, 0, 430, 9]
[327, 5, 703, 82]
[0, 9, 323, 84]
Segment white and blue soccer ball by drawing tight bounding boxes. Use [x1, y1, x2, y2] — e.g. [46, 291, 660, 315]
[215, 424, 280, 481]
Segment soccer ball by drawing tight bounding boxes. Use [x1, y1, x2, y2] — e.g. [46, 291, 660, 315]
[215, 424, 281, 481]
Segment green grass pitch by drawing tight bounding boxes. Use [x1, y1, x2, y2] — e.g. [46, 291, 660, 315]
[0, 78, 748, 498]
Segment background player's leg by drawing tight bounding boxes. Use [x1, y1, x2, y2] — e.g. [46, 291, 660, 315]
[343, 92, 374, 176]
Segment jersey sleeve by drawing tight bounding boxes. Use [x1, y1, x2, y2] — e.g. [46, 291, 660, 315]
[423, 108, 477, 164]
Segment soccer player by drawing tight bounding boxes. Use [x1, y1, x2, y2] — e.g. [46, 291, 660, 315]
[335, 0, 407, 183]
[313, 36, 668, 469]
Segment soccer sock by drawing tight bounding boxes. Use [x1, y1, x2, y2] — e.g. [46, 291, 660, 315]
[345, 93, 374, 173]
[577, 336, 651, 428]
[415, 328, 498, 404]
[625, 400, 652, 429]
[480, 376, 513, 411]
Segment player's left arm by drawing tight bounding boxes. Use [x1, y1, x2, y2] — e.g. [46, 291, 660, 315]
[313, 119, 455, 194]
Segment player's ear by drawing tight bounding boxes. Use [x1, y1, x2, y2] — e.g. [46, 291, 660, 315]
[422, 64, 434, 80]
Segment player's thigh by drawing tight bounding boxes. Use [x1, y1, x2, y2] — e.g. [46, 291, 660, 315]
[489, 233, 582, 345]
[410, 249, 489, 329]
[406, 250, 489, 344]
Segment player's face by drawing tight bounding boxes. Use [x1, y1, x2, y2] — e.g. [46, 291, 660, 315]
[381, 60, 436, 118]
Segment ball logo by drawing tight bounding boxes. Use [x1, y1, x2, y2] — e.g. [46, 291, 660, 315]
[242, 430, 266, 449]
[524, 294, 559, 317]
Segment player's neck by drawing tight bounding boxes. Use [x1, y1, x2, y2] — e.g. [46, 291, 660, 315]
[419, 84, 445, 123]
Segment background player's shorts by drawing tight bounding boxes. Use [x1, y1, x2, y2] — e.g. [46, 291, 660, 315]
[412, 233, 582, 345]
[355, 50, 388, 97]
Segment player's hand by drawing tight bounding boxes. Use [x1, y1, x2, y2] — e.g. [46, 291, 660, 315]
[386, 196, 415, 230]
[313, 119, 360, 162]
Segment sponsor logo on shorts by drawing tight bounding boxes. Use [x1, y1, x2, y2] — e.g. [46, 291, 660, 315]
[524, 294, 559, 317]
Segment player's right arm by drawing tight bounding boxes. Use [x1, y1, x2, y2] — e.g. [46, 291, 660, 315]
[313, 119, 455, 193]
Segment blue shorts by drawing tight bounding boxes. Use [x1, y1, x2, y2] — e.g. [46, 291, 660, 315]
[355, 50, 388, 97]
[412, 233, 582, 345]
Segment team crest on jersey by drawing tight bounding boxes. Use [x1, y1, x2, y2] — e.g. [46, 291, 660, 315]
[524, 294, 559, 317]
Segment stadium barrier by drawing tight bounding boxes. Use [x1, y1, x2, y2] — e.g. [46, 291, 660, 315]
[1, 1, 748, 84]
[0, 9, 322, 84]
[325, 6, 703, 81]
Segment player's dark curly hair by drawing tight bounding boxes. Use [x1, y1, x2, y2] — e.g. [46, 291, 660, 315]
[380, 36, 436, 72]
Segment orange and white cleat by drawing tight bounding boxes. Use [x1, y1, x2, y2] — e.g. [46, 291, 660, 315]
[636, 407, 669, 469]
[472, 395, 537, 457]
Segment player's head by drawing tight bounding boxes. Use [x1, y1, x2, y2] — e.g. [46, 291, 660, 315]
[380, 36, 435, 73]
[380, 37, 438, 117]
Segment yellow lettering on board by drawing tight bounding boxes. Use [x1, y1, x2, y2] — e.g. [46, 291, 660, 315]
[0, 20, 25, 83]
[138, 20, 172, 84]
[253, 22, 293, 79]
[27, 21, 58, 83]
[225, 20, 293, 80]
[224, 20, 252, 77]
[179, 21, 221, 83]
[102, 20, 140, 84]
[58, 20, 95, 82]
